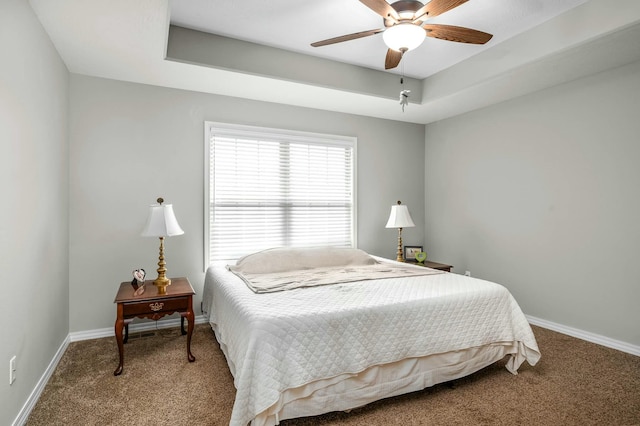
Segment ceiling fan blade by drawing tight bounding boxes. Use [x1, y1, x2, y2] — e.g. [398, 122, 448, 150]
[423, 24, 493, 44]
[311, 28, 384, 47]
[413, 0, 468, 21]
[385, 49, 403, 70]
[360, 0, 399, 22]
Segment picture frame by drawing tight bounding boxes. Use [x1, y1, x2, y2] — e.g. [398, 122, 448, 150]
[404, 245, 423, 262]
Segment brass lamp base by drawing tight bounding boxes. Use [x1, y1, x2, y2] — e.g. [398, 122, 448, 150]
[395, 227, 405, 262]
[153, 276, 172, 295]
[153, 236, 172, 295]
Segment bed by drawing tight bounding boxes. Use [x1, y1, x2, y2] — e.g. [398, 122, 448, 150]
[202, 247, 540, 426]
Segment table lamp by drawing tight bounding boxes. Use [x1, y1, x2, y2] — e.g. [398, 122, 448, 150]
[141, 197, 184, 294]
[385, 200, 415, 262]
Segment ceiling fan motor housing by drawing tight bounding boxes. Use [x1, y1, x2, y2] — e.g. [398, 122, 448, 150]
[385, 0, 425, 26]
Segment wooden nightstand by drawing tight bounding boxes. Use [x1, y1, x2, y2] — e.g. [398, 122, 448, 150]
[410, 260, 453, 272]
[113, 277, 195, 376]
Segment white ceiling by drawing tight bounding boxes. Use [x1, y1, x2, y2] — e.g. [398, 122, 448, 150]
[169, 0, 587, 80]
[29, 0, 640, 124]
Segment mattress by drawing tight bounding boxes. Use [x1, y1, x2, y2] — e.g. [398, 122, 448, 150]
[203, 256, 540, 426]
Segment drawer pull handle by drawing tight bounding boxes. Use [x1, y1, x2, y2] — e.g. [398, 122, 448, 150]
[149, 302, 164, 312]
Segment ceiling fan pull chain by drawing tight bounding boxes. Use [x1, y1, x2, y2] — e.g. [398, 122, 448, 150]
[399, 62, 410, 112]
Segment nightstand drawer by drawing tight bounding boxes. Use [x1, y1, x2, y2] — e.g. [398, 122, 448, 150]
[122, 296, 188, 317]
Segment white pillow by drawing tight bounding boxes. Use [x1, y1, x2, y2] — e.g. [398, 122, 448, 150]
[229, 247, 376, 274]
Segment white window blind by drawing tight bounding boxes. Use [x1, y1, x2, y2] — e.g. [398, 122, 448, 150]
[205, 122, 356, 262]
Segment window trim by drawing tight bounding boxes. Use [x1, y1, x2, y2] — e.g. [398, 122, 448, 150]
[204, 121, 357, 270]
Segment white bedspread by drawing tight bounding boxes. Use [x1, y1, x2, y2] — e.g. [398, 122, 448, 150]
[203, 259, 541, 426]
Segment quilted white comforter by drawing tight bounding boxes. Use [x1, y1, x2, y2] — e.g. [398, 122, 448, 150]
[203, 259, 540, 426]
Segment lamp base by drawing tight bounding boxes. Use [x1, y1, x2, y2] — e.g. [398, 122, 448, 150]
[153, 276, 171, 295]
[395, 227, 405, 262]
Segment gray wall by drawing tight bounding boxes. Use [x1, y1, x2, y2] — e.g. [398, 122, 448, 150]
[0, 0, 70, 424]
[69, 74, 425, 332]
[424, 60, 640, 346]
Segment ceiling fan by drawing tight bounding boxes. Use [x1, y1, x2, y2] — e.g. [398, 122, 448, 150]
[311, 0, 493, 70]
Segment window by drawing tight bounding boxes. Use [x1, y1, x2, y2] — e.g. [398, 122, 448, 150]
[205, 122, 356, 263]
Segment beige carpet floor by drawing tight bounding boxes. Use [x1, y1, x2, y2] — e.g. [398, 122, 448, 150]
[26, 324, 640, 425]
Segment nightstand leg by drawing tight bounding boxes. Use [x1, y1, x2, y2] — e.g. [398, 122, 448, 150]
[114, 317, 125, 376]
[180, 315, 186, 335]
[186, 311, 195, 362]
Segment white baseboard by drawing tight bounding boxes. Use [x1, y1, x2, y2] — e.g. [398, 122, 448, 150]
[12, 315, 208, 426]
[12, 334, 70, 426]
[69, 314, 208, 342]
[526, 315, 640, 356]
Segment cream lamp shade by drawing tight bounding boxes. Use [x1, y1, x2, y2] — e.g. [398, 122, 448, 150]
[385, 202, 416, 229]
[141, 197, 184, 295]
[386, 201, 415, 262]
[141, 201, 184, 237]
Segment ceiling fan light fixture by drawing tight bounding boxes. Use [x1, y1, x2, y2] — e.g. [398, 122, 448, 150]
[383, 23, 425, 52]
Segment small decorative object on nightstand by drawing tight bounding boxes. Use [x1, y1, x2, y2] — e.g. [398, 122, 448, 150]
[131, 269, 146, 296]
[404, 245, 423, 262]
[131, 268, 146, 285]
[415, 251, 427, 264]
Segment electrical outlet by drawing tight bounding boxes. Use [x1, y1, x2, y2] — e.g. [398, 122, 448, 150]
[464, 271, 471, 277]
[9, 356, 16, 385]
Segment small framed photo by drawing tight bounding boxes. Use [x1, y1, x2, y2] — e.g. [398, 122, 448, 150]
[404, 245, 423, 262]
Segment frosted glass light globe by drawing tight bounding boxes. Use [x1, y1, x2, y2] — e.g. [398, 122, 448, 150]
[383, 23, 426, 52]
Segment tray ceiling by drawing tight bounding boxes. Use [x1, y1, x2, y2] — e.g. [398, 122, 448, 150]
[29, 0, 640, 124]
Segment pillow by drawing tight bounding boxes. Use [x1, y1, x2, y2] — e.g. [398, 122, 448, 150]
[229, 246, 377, 274]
